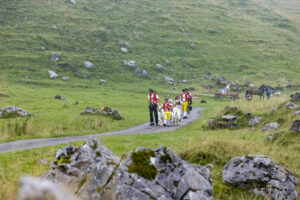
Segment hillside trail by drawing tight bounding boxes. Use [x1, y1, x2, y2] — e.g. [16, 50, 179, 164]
[0, 107, 204, 153]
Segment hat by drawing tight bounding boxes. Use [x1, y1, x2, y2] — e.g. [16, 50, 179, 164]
[165, 98, 168, 100]
[149, 88, 154, 92]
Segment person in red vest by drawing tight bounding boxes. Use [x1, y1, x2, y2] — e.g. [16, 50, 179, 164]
[185, 88, 193, 115]
[148, 89, 160, 126]
[180, 89, 189, 119]
[160, 98, 172, 127]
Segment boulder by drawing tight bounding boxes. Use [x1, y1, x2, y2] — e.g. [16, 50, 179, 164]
[274, 92, 281, 96]
[17, 176, 75, 200]
[221, 115, 237, 121]
[286, 102, 298, 109]
[201, 100, 207, 103]
[262, 122, 278, 132]
[84, 61, 94, 68]
[70, 0, 76, 4]
[291, 93, 300, 102]
[223, 155, 298, 200]
[291, 120, 300, 133]
[48, 70, 58, 79]
[163, 76, 174, 83]
[265, 133, 275, 141]
[293, 110, 300, 116]
[83, 74, 91, 78]
[124, 42, 131, 48]
[134, 68, 147, 77]
[156, 63, 164, 69]
[81, 107, 122, 120]
[37, 139, 213, 200]
[121, 47, 127, 53]
[41, 46, 45, 51]
[0, 106, 30, 119]
[248, 116, 261, 126]
[165, 59, 170, 64]
[55, 95, 66, 101]
[127, 60, 136, 67]
[50, 53, 60, 61]
[100, 79, 106, 83]
[62, 76, 69, 81]
[182, 80, 187, 83]
[268, 106, 278, 110]
[190, 42, 196, 48]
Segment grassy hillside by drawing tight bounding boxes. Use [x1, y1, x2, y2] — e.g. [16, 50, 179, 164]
[1, 0, 300, 86]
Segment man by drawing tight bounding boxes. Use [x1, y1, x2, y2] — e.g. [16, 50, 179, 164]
[185, 88, 192, 115]
[180, 89, 189, 119]
[148, 89, 160, 126]
[160, 98, 172, 127]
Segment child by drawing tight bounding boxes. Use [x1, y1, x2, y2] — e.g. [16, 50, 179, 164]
[160, 98, 172, 127]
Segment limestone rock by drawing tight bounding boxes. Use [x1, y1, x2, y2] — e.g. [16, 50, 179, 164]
[274, 92, 281, 96]
[223, 155, 298, 200]
[221, 115, 237, 121]
[48, 70, 58, 79]
[165, 59, 170, 64]
[291, 93, 300, 102]
[262, 122, 278, 132]
[291, 120, 300, 133]
[80, 107, 122, 120]
[286, 102, 298, 109]
[70, 0, 76, 4]
[62, 76, 69, 81]
[17, 176, 76, 200]
[0, 106, 30, 118]
[134, 68, 147, 77]
[84, 61, 94, 68]
[269, 106, 278, 110]
[50, 53, 60, 61]
[55, 95, 66, 101]
[156, 63, 164, 69]
[163, 76, 174, 83]
[293, 110, 300, 116]
[248, 116, 261, 126]
[121, 47, 127, 53]
[38, 139, 213, 200]
[127, 60, 136, 67]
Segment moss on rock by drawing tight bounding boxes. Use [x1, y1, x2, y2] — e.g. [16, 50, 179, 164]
[128, 150, 157, 181]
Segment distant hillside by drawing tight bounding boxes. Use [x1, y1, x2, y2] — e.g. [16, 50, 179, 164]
[0, 0, 300, 89]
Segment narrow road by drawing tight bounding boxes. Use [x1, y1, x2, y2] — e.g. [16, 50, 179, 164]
[0, 108, 203, 153]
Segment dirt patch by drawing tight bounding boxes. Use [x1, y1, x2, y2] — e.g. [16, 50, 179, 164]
[0, 93, 9, 98]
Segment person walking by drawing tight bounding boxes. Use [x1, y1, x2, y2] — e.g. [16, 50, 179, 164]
[160, 98, 172, 127]
[266, 87, 271, 100]
[180, 89, 189, 119]
[148, 89, 160, 126]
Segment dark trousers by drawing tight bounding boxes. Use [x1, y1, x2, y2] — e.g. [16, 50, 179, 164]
[149, 104, 158, 125]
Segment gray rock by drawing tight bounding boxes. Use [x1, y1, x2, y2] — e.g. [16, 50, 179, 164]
[286, 102, 298, 109]
[182, 80, 187, 83]
[100, 79, 106, 83]
[0, 106, 30, 118]
[41, 46, 45, 51]
[222, 115, 237, 121]
[52, 25, 57, 29]
[223, 155, 298, 200]
[190, 42, 196, 48]
[165, 59, 170, 64]
[156, 63, 164, 69]
[17, 176, 75, 200]
[291, 120, 300, 133]
[163, 76, 174, 83]
[118, 40, 124, 45]
[121, 47, 127, 53]
[293, 110, 300, 116]
[70, 0, 76, 4]
[248, 116, 261, 126]
[84, 61, 94, 68]
[208, 119, 214, 126]
[262, 122, 278, 132]
[269, 106, 278, 110]
[274, 92, 281, 96]
[127, 60, 136, 67]
[55, 95, 67, 101]
[134, 68, 147, 77]
[48, 70, 58, 79]
[62, 76, 69, 81]
[83, 74, 91, 78]
[50, 53, 60, 61]
[265, 133, 275, 141]
[124, 42, 131, 48]
[291, 93, 300, 102]
[38, 139, 213, 200]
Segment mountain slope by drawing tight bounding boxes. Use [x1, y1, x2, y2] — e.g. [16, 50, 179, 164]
[1, 0, 300, 87]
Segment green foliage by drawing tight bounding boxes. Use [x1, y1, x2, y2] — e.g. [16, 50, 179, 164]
[56, 154, 71, 165]
[160, 147, 172, 164]
[128, 150, 157, 181]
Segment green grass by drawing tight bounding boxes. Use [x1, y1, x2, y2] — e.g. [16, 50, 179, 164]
[1, 97, 299, 199]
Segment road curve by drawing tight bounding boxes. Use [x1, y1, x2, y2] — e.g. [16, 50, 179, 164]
[0, 107, 204, 153]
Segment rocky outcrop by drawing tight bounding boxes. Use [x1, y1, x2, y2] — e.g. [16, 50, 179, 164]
[134, 68, 147, 77]
[48, 70, 58, 79]
[291, 93, 300, 102]
[221, 115, 237, 121]
[262, 122, 278, 132]
[34, 139, 213, 200]
[84, 61, 94, 68]
[0, 106, 30, 119]
[286, 102, 298, 109]
[80, 107, 123, 120]
[223, 155, 298, 200]
[291, 120, 300, 133]
[248, 116, 261, 126]
[51, 53, 60, 61]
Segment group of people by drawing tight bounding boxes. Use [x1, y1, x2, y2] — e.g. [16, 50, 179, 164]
[148, 88, 192, 127]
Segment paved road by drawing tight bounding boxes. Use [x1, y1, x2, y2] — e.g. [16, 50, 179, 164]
[0, 107, 204, 153]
